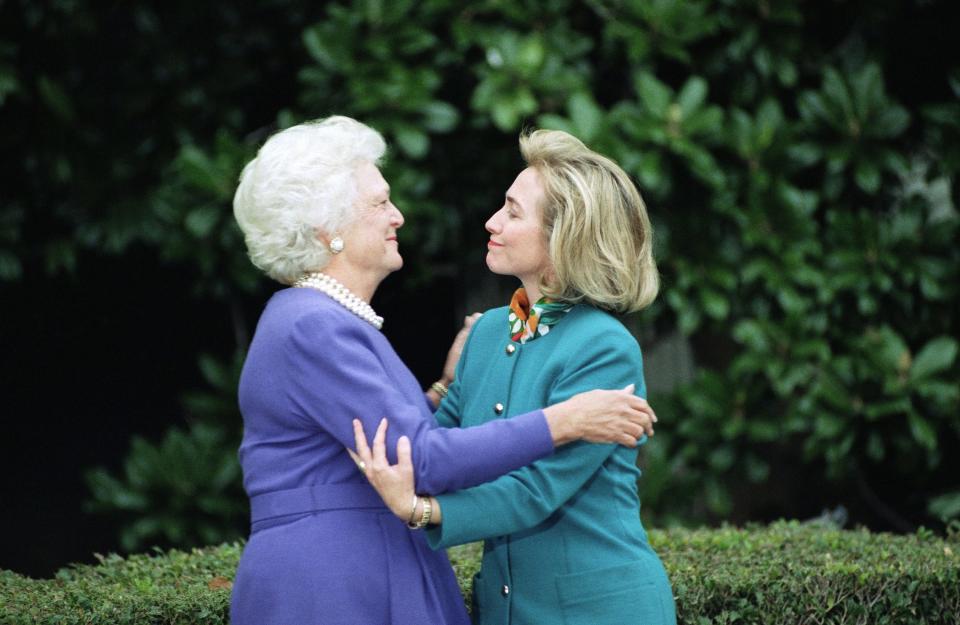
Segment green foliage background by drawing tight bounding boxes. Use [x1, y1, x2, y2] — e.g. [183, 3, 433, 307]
[1, 0, 957, 552]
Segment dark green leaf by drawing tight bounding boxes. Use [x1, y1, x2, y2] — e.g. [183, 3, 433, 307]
[421, 101, 459, 133]
[394, 125, 430, 158]
[910, 337, 959, 382]
[677, 76, 708, 119]
[635, 72, 672, 116]
[568, 92, 602, 141]
[855, 161, 881, 193]
[908, 413, 937, 451]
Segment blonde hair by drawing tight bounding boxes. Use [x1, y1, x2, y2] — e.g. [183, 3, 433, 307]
[233, 116, 386, 284]
[520, 129, 659, 313]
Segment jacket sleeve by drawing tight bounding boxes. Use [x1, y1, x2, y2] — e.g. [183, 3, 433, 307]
[284, 309, 553, 495]
[425, 330, 646, 549]
[432, 322, 477, 429]
[432, 375, 464, 429]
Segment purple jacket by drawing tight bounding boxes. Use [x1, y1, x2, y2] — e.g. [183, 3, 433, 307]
[230, 288, 554, 625]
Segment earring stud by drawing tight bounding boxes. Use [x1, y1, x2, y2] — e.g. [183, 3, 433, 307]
[330, 237, 344, 254]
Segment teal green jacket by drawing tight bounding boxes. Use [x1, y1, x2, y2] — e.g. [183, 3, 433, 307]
[427, 304, 676, 625]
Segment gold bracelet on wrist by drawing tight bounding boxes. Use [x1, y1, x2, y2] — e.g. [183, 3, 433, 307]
[422, 497, 432, 526]
[407, 496, 423, 529]
[407, 494, 419, 525]
[407, 496, 433, 529]
[430, 381, 449, 398]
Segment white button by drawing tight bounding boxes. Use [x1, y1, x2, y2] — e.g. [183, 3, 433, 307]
[501, 584, 510, 597]
[505, 344, 516, 355]
[494, 403, 504, 414]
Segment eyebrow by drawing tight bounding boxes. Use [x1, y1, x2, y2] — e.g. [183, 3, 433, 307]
[505, 194, 524, 211]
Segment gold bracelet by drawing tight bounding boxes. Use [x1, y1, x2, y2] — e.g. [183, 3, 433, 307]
[407, 494, 419, 525]
[430, 381, 449, 398]
[407, 497, 423, 529]
[422, 496, 432, 527]
[407, 496, 433, 529]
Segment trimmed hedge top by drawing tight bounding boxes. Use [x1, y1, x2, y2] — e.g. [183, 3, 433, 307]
[656, 522, 959, 624]
[2, 521, 957, 624]
[1, 544, 242, 625]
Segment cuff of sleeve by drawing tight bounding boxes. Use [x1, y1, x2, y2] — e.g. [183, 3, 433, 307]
[424, 492, 473, 549]
[514, 408, 554, 458]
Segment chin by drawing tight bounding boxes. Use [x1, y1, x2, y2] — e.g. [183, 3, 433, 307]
[485, 255, 509, 276]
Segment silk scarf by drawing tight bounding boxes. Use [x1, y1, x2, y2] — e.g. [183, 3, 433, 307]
[507, 288, 573, 344]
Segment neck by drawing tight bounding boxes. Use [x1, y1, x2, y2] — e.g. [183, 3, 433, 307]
[520, 277, 543, 304]
[318, 265, 380, 303]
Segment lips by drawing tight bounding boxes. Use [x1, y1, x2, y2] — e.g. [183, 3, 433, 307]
[487, 239, 503, 248]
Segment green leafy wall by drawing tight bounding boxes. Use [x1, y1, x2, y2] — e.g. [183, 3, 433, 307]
[1, 0, 957, 549]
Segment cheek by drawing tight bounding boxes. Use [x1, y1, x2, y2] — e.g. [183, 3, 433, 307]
[522, 228, 547, 261]
[527, 246, 549, 270]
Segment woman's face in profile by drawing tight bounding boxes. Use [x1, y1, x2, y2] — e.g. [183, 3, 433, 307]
[485, 167, 551, 284]
[338, 161, 405, 279]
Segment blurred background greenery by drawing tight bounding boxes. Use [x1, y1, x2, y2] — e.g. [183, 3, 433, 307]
[1, 0, 957, 571]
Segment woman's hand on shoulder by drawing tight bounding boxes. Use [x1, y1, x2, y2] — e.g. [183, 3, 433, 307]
[542, 384, 657, 447]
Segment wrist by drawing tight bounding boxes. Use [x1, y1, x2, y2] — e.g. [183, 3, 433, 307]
[406, 494, 420, 524]
[407, 495, 434, 529]
[428, 496, 441, 525]
[543, 403, 576, 447]
[431, 380, 449, 397]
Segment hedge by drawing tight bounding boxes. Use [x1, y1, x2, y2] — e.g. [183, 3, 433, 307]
[2, 521, 957, 624]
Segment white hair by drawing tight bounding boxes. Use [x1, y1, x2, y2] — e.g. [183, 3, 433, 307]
[233, 116, 387, 284]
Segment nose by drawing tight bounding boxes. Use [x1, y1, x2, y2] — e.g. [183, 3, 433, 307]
[390, 202, 404, 228]
[485, 208, 503, 234]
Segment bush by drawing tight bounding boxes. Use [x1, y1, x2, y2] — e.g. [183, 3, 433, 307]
[84, 352, 249, 552]
[2, 522, 957, 624]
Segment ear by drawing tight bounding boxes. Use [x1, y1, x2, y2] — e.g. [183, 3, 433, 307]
[315, 228, 346, 255]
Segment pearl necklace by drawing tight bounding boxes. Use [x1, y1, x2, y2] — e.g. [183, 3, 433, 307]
[293, 272, 384, 330]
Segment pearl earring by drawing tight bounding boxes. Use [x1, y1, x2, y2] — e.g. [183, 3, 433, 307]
[329, 237, 344, 254]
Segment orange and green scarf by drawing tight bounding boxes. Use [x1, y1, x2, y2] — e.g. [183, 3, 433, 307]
[508, 288, 573, 344]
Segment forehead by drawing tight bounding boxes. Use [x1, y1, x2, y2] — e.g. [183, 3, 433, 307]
[506, 167, 545, 209]
[353, 161, 389, 198]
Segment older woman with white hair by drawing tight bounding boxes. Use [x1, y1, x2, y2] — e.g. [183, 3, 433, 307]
[228, 117, 658, 625]
[355, 129, 677, 625]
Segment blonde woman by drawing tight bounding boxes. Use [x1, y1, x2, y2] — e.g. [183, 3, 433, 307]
[356, 129, 677, 625]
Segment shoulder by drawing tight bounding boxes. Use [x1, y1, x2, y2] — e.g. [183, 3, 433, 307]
[470, 305, 510, 337]
[547, 306, 647, 397]
[263, 288, 378, 346]
[559, 305, 640, 354]
[453, 305, 509, 366]
[266, 287, 343, 322]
